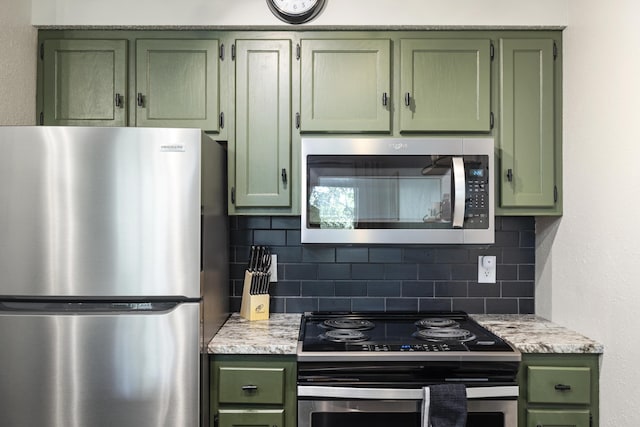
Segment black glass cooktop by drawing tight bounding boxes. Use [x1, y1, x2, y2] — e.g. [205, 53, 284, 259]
[300, 311, 515, 353]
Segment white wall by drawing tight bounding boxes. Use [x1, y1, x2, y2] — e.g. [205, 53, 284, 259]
[537, 1, 640, 425]
[7, 0, 638, 425]
[31, 0, 567, 28]
[0, 0, 36, 124]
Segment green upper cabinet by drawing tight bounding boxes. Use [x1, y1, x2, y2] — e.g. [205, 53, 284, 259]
[498, 38, 557, 211]
[300, 39, 391, 133]
[399, 39, 491, 132]
[135, 39, 220, 130]
[42, 39, 128, 126]
[232, 39, 291, 208]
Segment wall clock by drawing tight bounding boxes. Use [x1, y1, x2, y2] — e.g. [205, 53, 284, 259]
[266, 0, 327, 24]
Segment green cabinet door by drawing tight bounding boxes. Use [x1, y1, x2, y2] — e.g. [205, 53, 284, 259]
[399, 39, 491, 132]
[300, 39, 391, 132]
[218, 409, 285, 427]
[499, 39, 555, 209]
[42, 39, 128, 126]
[135, 39, 220, 130]
[233, 39, 291, 208]
[527, 409, 590, 427]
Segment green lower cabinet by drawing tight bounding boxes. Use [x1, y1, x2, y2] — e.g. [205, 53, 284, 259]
[526, 409, 591, 427]
[519, 354, 599, 427]
[210, 355, 296, 427]
[218, 409, 285, 427]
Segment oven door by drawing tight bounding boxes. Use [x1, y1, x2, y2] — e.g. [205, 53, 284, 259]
[298, 386, 518, 427]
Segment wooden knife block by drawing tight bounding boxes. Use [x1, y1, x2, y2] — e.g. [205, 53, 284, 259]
[239, 271, 270, 321]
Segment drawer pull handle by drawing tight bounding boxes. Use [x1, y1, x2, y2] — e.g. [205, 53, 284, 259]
[554, 383, 572, 391]
[241, 385, 258, 392]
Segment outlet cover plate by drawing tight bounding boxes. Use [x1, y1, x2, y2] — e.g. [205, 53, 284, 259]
[478, 255, 496, 283]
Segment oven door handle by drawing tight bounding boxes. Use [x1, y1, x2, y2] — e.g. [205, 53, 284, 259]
[297, 385, 519, 400]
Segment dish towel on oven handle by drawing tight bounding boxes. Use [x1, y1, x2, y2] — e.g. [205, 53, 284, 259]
[422, 384, 467, 427]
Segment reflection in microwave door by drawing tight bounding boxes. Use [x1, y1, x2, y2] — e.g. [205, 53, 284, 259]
[309, 186, 355, 229]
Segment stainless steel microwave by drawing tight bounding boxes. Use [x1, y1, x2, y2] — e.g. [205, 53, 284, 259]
[301, 137, 494, 244]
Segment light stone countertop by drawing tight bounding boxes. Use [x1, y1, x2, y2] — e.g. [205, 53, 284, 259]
[472, 314, 604, 354]
[207, 313, 604, 355]
[207, 313, 301, 355]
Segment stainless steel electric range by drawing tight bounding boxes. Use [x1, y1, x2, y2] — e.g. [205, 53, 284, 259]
[296, 312, 521, 427]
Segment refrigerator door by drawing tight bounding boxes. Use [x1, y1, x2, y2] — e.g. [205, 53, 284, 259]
[0, 127, 201, 298]
[0, 301, 199, 427]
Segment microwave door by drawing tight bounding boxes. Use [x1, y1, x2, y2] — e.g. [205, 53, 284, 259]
[451, 157, 466, 228]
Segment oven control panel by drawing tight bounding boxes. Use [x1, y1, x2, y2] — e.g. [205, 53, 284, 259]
[359, 343, 468, 352]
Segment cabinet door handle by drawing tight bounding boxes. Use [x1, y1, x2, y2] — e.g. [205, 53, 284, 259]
[241, 385, 258, 392]
[281, 168, 288, 185]
[506, 168, 513, 182]
[382, 92, 388, 106]
[137, 93, 144, 107]
[554, 384, 572, 391]
[114, 93, 123, 108]
[404, 92, 411, 107]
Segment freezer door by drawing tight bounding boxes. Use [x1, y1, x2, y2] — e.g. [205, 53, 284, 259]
[0, 301, 199, 427]
[0, 126, 202, 298]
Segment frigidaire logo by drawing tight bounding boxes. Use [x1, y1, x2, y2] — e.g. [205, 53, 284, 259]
[160, 144, 185, 152]
[389, 142, 408, 150]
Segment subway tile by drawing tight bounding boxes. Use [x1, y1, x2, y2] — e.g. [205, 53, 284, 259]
[303, 247, 336, 263]
[367, 281, 402, 297]
[500, 216, 535, 231]
[451, 264, 477, 281]
[435, 281, 468, 297]
[387, 298, 419, 312]
[272, 246, 303, 263]
[271, 217, 301, 230]
[369, 248, 402, 263]
[434, 248, 470, 263]
[497, 264, 518, 281]
[335, 281, 367, 296]
[502, 248, 535, 264]
[501, 281, 534, 298]
[418, 298, 453, 312]
[453, 298, 485, 314]
[319, 298, 352, 312]
[384, 264, 418, 280]
[336, 247, 368, 263]
[486, 298, 518, 314]
[418, 264, 451, 280]
[271, 280, 301, 297]
[318, 264, 351, 280]
[494, 230, 519, 247]
[229, 296, 242, 312]
[254, 230, 287, 246]
[284, 264, 318, 280]
[237, 216, 271, 230]
[351, 298, 385, 312]
[231, 229, 253, 246]
[519, 230, 535, 248]
[468, 282, 500, 297]
[302, 281, 335, 296]
[352, 263, 384, 280]
[518, 265, 535, 281]
[270, 297, 286, 313]
[286, 230, 301, 246]
[403, 248, 436, 264]
[402, 281, 435, 298]
[518, 298, 535, 314]
[285, 297, 319, 312]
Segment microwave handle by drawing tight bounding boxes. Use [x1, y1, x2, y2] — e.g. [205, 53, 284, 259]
[452, 157, 465, 229]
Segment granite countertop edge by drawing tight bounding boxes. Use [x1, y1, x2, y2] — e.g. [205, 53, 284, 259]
[207, 313, 604, 356]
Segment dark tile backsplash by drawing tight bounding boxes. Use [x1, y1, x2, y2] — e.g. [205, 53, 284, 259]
[229, 216, 535, 314]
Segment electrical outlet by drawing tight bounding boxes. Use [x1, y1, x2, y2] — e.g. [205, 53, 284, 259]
[478, 255, 496, 283]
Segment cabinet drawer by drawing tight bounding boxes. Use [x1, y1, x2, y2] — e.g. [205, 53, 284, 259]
[528, 366, 591, 404]
[218, 367, 285, 404]
[526, 409, 590, 427]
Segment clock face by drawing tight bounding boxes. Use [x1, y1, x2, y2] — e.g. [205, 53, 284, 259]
[267, 0, 326, 24]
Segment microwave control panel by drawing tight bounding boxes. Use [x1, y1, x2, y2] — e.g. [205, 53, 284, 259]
[464, 162, 489, 229]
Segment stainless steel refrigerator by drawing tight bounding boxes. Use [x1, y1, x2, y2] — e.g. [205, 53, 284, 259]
[0, 126, 228, 427]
